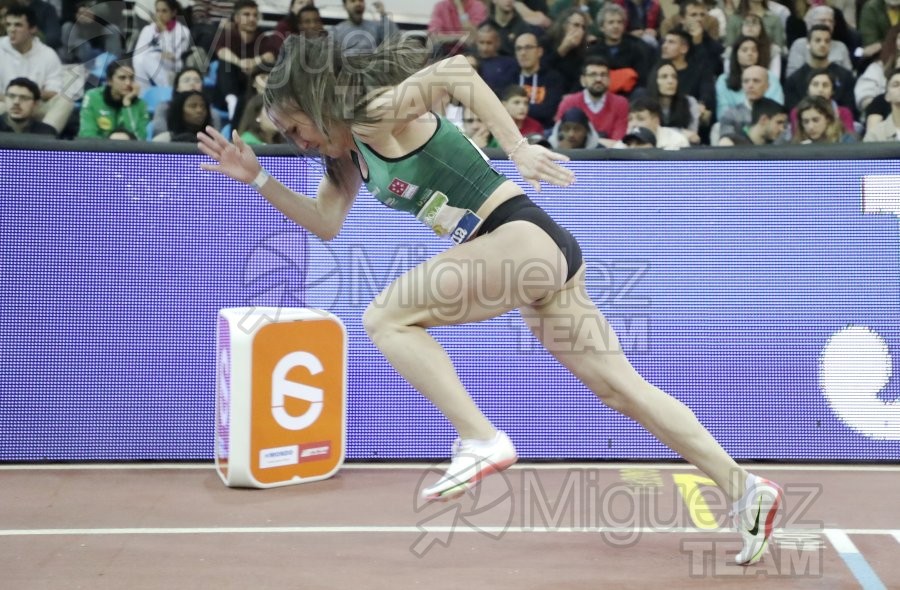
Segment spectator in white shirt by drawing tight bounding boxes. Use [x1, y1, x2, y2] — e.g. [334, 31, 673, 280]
[0, 4, 73, 132]
[132, 0, 192, 87]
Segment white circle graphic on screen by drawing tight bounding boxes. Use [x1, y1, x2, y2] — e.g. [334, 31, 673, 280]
[819, 325, 900, 440]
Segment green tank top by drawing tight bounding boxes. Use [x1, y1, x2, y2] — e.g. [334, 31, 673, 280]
[351, 114, 508, 243]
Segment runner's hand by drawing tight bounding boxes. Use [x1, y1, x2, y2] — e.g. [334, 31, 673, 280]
[197, 126, 261, 184]
[510, 143, 575, 192]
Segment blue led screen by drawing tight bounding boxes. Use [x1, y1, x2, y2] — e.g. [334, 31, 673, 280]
[1, 149, 898, 461]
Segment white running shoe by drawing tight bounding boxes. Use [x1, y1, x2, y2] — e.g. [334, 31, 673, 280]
[732, 474, 783, 565]
[421, 431, 518, 501]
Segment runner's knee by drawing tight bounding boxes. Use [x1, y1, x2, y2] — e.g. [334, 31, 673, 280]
[362, 299, 415, 342]
[362, 300, 391, 340]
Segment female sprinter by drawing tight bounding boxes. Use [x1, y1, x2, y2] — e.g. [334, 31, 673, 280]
[196, 34, 782, 566]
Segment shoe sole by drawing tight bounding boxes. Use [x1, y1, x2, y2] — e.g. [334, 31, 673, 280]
[736, 481, 783, 565]
[423, 454, 518, 502]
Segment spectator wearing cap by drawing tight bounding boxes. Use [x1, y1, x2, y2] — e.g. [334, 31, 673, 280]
[0, 76, 56, 134]
[626, 96, 690, 148]
[554, 56, 629, 140]
[548, 107, 601, 149]
[621, 126, 656, 147]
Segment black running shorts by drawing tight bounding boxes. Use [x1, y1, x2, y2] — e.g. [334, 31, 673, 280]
[476, 194, 584, 282]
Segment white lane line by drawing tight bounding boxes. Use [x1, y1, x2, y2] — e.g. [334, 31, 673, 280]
[0, 526, 895, 537]
[825, 529, 860, 553]
[0, 463, 898, 472]
[841, 529, 900, 536]
[0, 526, 699, 536]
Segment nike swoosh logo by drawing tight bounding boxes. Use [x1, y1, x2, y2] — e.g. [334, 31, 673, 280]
[748, 498, 762, 536]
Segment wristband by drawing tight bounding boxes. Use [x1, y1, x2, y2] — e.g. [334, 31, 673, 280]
[250, 168, 270, 190]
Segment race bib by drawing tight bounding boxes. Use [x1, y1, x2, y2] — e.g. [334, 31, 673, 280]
[415, 192, 482, 244]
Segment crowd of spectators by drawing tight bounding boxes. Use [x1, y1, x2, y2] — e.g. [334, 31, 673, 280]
[2, 0, 900, 147]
